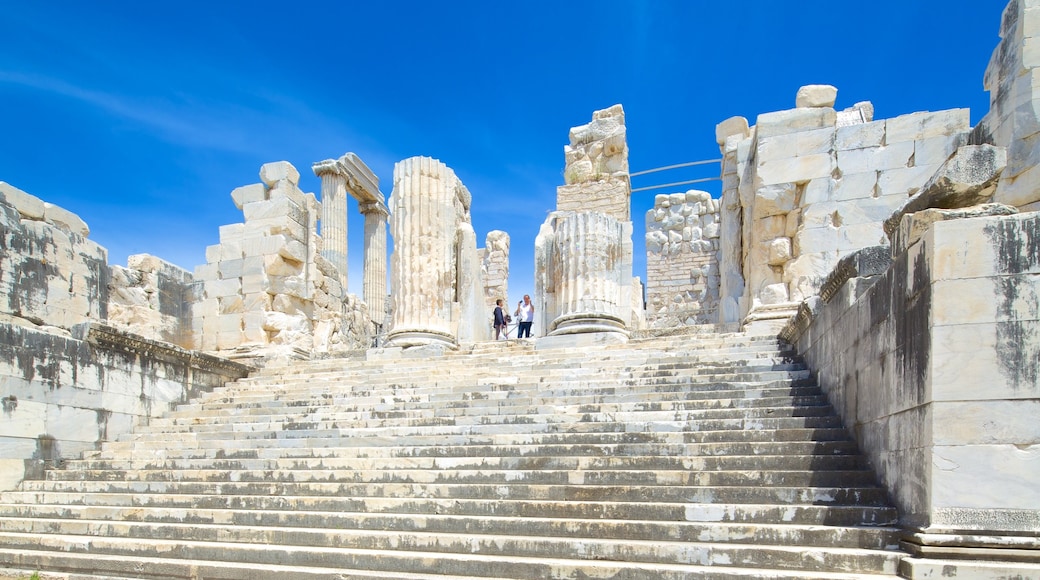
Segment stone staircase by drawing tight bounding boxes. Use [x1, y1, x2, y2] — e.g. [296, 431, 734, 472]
[0, 331, 907, 579]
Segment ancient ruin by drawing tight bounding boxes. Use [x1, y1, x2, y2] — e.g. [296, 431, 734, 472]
[0, 1, 1037, 578]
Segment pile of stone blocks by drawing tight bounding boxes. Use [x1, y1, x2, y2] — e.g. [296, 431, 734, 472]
[108, 254, 194, 348]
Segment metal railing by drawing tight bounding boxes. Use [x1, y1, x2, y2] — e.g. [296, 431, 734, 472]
[630, 158, 721, 193]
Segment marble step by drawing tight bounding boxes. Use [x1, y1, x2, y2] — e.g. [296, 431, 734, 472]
[0, 547, 902, 580]
[0, 531, 903, 576]
[174, 383, 824, 415]
[0, 508, 899, 548]
[0, 493, 897, 526]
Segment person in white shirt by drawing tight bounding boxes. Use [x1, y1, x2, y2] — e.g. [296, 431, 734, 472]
[515, 294, 535, 338]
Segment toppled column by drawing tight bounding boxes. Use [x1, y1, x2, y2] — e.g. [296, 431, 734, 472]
[313, 160, 348, 291]
[386, 156, 473, 348]
[543, 211, 628, 335]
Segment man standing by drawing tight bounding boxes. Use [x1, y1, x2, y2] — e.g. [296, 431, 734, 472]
[515, 294, 535, 338]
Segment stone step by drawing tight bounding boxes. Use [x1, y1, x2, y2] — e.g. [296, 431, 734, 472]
[168, 390, 829, 417]
[39, 460, 884, 487]
[7, 480, 894, 506]
[119, 406, 843, 441]
[172, 384, 825, 416]
[0, 494, 898, 526]
[69, 452, 873, 474]
[0, 532, 902, 576]
[0, 547, 902, 580]
[40, 466, 883, 488]
[0, 508, 899, 549]
[152, 397, 833, 431]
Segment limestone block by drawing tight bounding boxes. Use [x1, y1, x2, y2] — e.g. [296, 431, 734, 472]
[0, 181, 45, 220]
[835, 120, 886, 151]
[259, 161, 301, 187]
[757, 127, 835, 163]
[756, 108, 837, 139]
[997, 160, 1040, 207]
[753, 184, 797, 218]
[932, 322, 1040, 405]
[915, 133, 967, 167]
[933, 274, 1040, 328]
[759, 282, 789, 304]
[279, 239, 308, 264]
[218, 259, 244, 280]
[885, 109, 970, 144]
[877, 165, 942, 198]
[932, 443, 1040, 511]
[795, 84, 838, 108]
[43, 202, 89, 237]
[218, 295, 244, 315]
[757, 214, 788, 240]
[243, 196, 306, 227]
[757, 153, 833, 186]
[231, 183, 267, 210]
[883, 145, 1008, 238]
[215, 330, 243, 350]
[204, 244, 221, 264]
[241, 273, 268, 294]
[715, 116, 750, 145]
[767, 238, 792, 266]
[1006, 121, 1040, 179]
[837, 141, 915, 174]
[268, 274, 308, 298]
[203, 278, 240, 299]
[218, 239, 244, 262]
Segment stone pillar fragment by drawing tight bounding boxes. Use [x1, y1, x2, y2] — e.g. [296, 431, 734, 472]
[360, 201, 389, 325]
[313, 160, 348, 290]
[386, 156, 462, 347]
[546, 211, 627, 336]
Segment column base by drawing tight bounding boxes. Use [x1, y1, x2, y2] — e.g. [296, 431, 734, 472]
[548, 312, 628, 337]
[384, 328, 457, 349]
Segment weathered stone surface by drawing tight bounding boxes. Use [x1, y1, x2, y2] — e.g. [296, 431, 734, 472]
[756, 107, 837, 138]
[715, 116, 750, 145]
[884, 145, 1009, 239]
[795, 84, 838, 108]
[0, 181, 45, 220]
[259, 161, 300, 187]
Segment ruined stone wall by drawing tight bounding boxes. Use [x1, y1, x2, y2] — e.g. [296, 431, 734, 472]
[645, 191, 721, 327]
[557, 104, 631, 222]
[481, 230, 509, 311]
[192, 161, 373, 360]
[979, 0, 1040, 211]
[108, 254, 195, 349]
[716, 86, 970, 326]
[0, 182, 108, 328]
[0, 181, 250, 491]
[783, 210, 1040, 539]
[0, 322, 249, 491]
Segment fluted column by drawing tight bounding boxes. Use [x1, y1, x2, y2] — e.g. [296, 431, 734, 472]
[549, 211, 628, 335]
[386, 156, 458, 347]
[360, 200, 389, 325]
[312, 160, 348, 290]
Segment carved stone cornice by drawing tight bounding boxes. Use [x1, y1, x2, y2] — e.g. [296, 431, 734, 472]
[75, 322, 253, 377]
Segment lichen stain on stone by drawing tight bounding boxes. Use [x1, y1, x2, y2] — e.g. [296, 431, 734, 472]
[985, 216, 1040, 392]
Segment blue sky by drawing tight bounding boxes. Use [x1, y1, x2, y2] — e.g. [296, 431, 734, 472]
[0, 1, 1007, 301]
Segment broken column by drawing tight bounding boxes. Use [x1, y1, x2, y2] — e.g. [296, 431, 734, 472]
[546, 211, 627, 334]
[386, 156, 473, 347]
[536, 104, 639, 338]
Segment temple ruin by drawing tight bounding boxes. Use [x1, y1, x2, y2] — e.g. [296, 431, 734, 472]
[0, 1, 1037, 577]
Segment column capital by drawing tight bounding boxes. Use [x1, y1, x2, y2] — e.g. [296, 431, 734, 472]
[311, 159, 342, 178]
[359, 200, 389, 217]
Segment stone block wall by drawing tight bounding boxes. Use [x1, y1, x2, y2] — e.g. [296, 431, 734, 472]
[481, 230, 510, 312]
[645, 190, 721, 327]
[0, 182, 108, 329]
[979, 0, 1040, 211]
[192, 161, 373, 359]
[0, 322, 249, 491]
[108, 254, 195, 349]
[716, 88, 971, 325]
[783, 210, 1040, 542]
